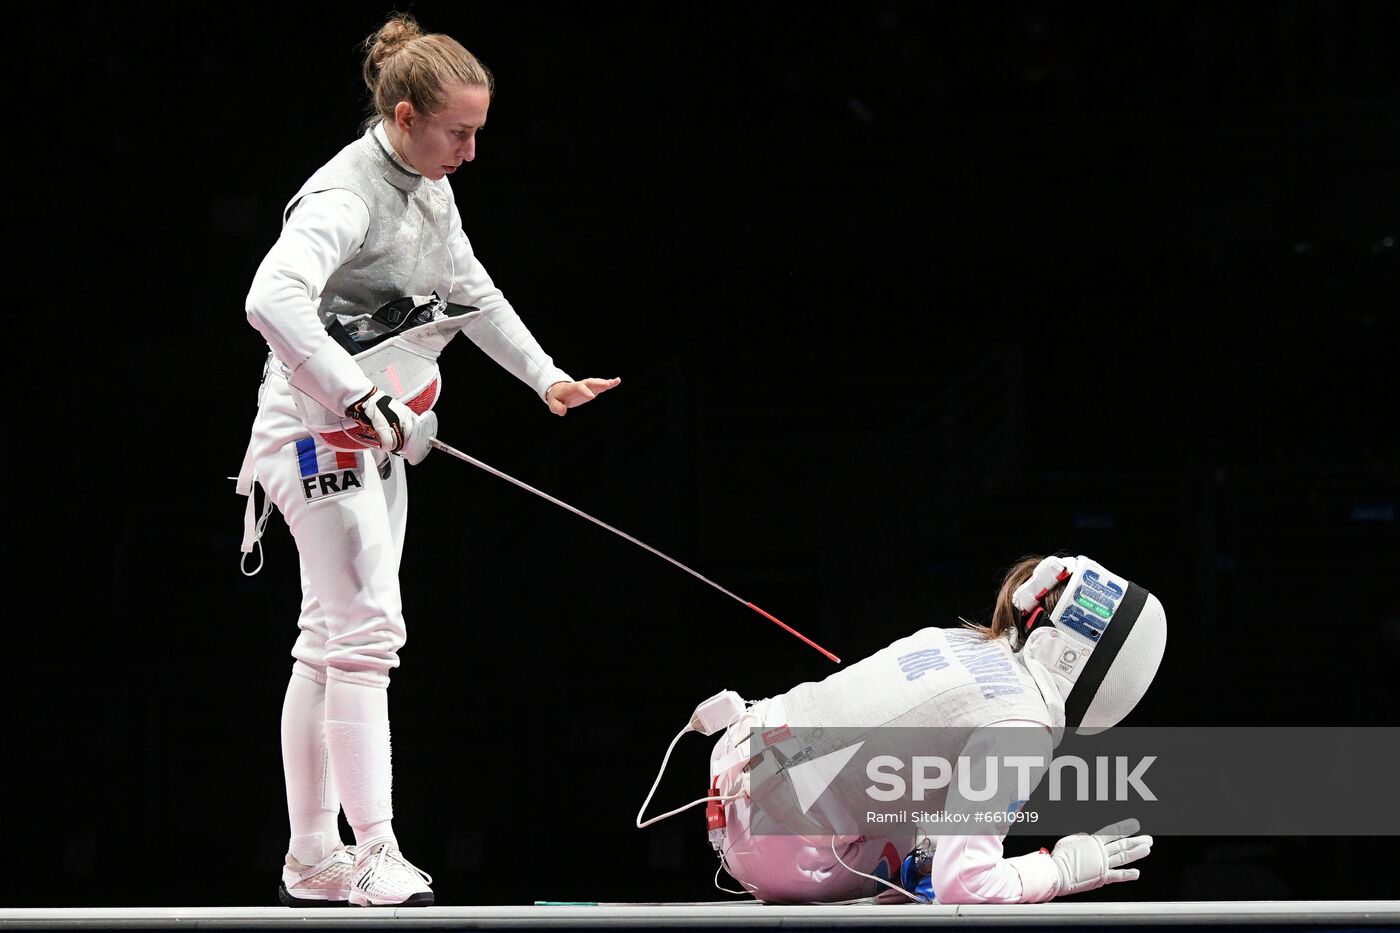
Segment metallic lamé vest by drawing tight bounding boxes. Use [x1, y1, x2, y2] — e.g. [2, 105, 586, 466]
[283, 123, 456, 324]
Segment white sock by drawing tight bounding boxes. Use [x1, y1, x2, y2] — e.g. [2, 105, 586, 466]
[281, 664, 343, 865]
[325, 675, 398, 849]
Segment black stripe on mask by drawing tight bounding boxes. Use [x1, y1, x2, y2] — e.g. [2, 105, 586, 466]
[1065, 581, 1149, 729]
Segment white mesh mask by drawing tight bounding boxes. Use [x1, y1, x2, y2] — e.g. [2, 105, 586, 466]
[1012, 555, 1167, 735]
[291, 295, 480, 450]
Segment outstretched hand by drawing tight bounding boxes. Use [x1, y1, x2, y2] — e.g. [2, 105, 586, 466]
[1050, 818, 1153, 898]
[546, 377, 622, 416]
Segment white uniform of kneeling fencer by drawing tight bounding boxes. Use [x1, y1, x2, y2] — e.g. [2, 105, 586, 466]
[639, 555, 1166, 904]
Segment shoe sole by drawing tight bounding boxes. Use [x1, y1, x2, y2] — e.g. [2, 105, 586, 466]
[277, 882, 350, 907]
[351, 892, 434, 907]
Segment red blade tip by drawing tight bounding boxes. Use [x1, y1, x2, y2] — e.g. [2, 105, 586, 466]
[745, 601, 841, 664]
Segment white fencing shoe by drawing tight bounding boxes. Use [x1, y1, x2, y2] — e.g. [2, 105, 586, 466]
[350, 839, 434, 907]
[278, 845, 356, 906]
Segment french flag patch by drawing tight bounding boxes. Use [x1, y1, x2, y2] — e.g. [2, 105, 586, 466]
[296, 437, 364, 502]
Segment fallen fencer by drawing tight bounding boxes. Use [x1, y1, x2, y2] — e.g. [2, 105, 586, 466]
[638, 554, 1166, 904]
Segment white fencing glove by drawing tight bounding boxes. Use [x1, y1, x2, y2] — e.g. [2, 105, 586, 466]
[401, 410, 437, 466]
[1050, 819, 1153, 897]
[346, 389, 418, 456]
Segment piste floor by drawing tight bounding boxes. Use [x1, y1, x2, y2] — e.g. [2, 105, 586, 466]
[1, 900, 1397, 930]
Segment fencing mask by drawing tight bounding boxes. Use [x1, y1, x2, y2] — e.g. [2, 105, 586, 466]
[1011, 555, 1166, 735]
[290, 294, 481, 451]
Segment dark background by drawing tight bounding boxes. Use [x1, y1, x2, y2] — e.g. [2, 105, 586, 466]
[9, 0, 1398, 908]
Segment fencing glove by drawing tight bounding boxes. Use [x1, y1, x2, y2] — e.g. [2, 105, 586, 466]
[1050, 818, 1152, 897]
[346, 389, 436, 463]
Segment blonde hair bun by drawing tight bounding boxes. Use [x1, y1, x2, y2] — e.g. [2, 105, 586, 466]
[358, 13, 493, 132]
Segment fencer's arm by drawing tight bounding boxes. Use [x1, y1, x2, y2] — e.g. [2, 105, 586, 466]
[927, 723, 1060, 904]
[928, 726, 1152, 903]
[442, 197, 575, 401]
[928, 831, 1059, 904]
[244, 190, 375, 411]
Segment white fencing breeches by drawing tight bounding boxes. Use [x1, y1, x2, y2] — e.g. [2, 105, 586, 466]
[241, 361, 410, 854]
[247, 364, 409, 688]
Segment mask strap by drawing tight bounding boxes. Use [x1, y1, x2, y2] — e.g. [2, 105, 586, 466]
[1025, 605, 1045, 631]
[1012, 556, 1078, 611]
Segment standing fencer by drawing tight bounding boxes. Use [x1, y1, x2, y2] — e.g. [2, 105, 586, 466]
[235, 14, 620, 907]
[640, 554, 1166, 904]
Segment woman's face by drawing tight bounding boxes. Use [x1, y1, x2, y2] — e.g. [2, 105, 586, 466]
[397, 82, 490, 181]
